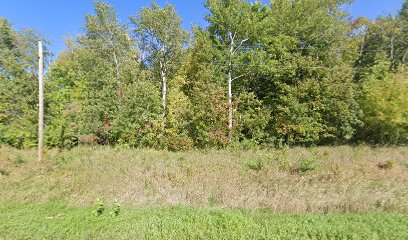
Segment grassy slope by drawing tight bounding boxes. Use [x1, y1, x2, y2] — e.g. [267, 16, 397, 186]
[1, 145, 407, 212]
[0, 145, 408, 239]
[1, 202, 408, 240]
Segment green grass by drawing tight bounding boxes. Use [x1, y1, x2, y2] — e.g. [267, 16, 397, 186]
[1, 202, 407, 240]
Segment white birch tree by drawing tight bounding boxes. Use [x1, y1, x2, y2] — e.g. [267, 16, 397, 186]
[131, 3, 188, 129]
[204, 0, 261, 140]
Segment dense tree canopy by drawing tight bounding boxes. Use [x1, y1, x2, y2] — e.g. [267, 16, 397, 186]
[1, 0, 408, 149]
[0, 18, 49, 148]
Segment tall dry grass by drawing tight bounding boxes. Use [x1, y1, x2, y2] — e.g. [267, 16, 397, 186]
[0, 145, 407, 213]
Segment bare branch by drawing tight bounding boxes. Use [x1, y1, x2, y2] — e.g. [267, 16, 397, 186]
[233, 37, 249, 55]
[232, 73, 249, 81]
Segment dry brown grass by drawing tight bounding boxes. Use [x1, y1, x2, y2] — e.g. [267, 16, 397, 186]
[0, 145, 407, 213]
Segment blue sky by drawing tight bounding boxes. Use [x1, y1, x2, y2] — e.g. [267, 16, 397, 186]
[0, 0, 404, 56]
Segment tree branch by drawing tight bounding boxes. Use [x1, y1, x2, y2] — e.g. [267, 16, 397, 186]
[233, 37, 249, 55]
[232, 73, 249, 82]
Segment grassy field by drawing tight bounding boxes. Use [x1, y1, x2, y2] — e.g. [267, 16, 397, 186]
[1, 145, 407, 239]
[1, 202, 408, 239]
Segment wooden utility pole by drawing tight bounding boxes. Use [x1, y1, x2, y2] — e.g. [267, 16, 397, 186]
[38, 41, 44, 161]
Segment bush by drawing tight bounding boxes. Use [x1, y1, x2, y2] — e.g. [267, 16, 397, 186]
[245, 158, 264, 171]
[160, 130, 194, 151]
[297, 157, 318, 173]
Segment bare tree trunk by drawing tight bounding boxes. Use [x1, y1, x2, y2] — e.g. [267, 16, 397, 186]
[228, 66, 233, 136]
[390, 33, 396, 71]
[161, 62, 167, 130]
[113, 51, 122, 109]
[225, 32, 249, 141]
[359, 34, 366, 58]
[113, 51, 120, 80]
[228, 33, 235, 141]
[38, 41, 44, 161]
[402, 48, 408, 65]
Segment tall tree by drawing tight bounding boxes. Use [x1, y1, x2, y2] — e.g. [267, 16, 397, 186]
[45, 2, 161, 147]
[252, 0, 361, 145]
[0, 18, 49, 148]
[184, 27, 230, 147]
[79, 1, 134, 109]
[204, 0, 263, 140]
[131, 3, 188, 129]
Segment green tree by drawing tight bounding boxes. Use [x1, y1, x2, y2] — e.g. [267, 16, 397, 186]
[45, 45, 82, 148]
[355, 0, 408, 144]
[184, 28, 229, 147]
[360, 61, 408, 144]
[204, 0, 265, 140]
[46, 2, 161, 147]
[131, 3, 188, 129]
[250, 0, 361, 145]
[0, 18, 49, 148]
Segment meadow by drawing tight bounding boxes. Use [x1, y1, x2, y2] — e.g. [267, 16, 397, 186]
[1, 145, 407, 239]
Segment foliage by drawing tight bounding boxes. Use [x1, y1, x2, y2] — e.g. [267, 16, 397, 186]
[2, 0, 408, 149]
[251, 0, 361, 145]
[184, 28, 230, 147]
[130, 2, 188, 128]
[45, 2, 161, 148]
[359, 64, 408, 144]
[0, 18, 49, 148]
[245, 158, 264, 171]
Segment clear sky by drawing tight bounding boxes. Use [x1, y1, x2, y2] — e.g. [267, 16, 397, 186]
[0, 0, 404, 56]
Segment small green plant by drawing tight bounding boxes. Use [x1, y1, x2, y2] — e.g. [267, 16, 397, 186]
[93, 200, 105, 216]
[13, 155, 25, 166]
[110, 201, 121, 217]
[245, 158, 263, 171]
[298, 157, 317, 173]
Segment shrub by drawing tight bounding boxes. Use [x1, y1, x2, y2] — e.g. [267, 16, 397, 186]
[297, 157, 318, 173]
[160, 131, 194, 151]
[245, 158, 264, 171]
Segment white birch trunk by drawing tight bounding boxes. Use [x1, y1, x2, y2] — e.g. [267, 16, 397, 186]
[226, 32, 248, 141]
[161, 62, 167, 129]
[113, 51, 122, 109]
[228, 33, 235, 140]
[390, 32, 396, 70]
[228, 67, 233, 131]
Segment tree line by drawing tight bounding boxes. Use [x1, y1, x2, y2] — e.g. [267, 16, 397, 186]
[1, 0, 408, 150]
